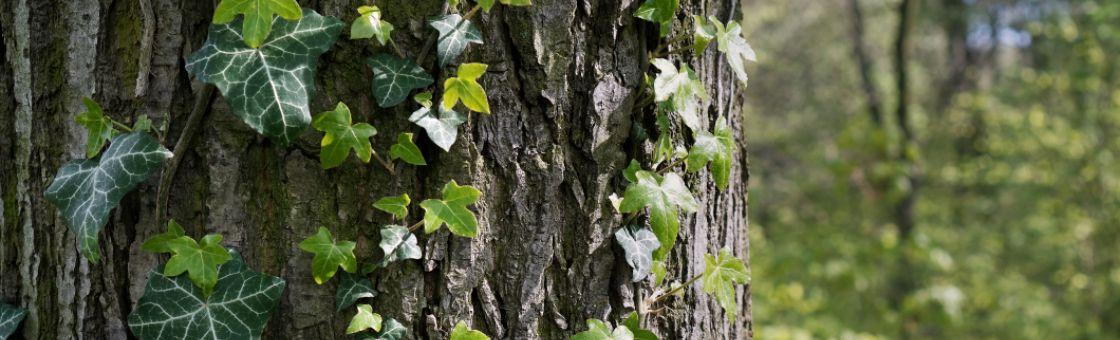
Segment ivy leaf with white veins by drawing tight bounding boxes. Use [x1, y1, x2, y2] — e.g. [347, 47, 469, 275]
[45, 132, 172, 262]
[615, 226, 660, 282]
[651, 58, 707, 132]
[702, 247, 751, 321]
[351, 6, 394, 44]
[313, 102, 377, 169]
[299, 227, 358, 284]
[378, 225, 421, 267]
[368, 53, 434, 108]
[443, 63, 490, 114]
[128, 251, 285, 340]
[390, 133, 427, 166]
[212, 0, 303, 48]
[187, 10, 342, 145]
[164, 234, 233, 297]
[420, 180, 482, 237]
[409, 96, 467, 151]
[618, 171, 698, 260]
[429, 14, 482, 66]
[686, 117, 734, 189]
[336, 271, 377, 312]
[0, 303, 26, 340]
[347, 304, 383, 334]
[76, 97, 117, 158]
[369, 318, 408, 340]
[141, 219, 186, 254]
[571, 319, 634, 340]
[714, 20, 757, 87]
[634, 0, 678, 37]
[450, 321, 490, 340]
[373, 194, 411, 219]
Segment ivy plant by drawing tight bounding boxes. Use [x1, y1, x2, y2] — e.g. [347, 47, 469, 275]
[702, 248, 751, 321]
[442, 63, 491, 114]
[571, 319, 633, 340]
[336, 271, 377, 312]
[373, 193, 411, 219]
[618, 170, 698, 260]
[76, 97, 117, 158]
[410, 92, 467, 151]
[651, 58, 707, 132]
[0, 303, 26, 339]
[430, 14, 482, 66]
[421, 180, 483, 237]
[299, 227, 358, 284]
[313, 102, 378, 169]
[368, 53, 434, 108]
[378, 225, 422, 267]
[614, 226, 660, 282]
[358, 318, 407, 339]
[390, 133, 427, 166]
[351, 6, 394, 44]
[212, 0, 302, 48]
[347, 304, 383, 334]
[450, 321, 490, 340]
[685, 117, 733, 189]
[634, 0, 679, 37]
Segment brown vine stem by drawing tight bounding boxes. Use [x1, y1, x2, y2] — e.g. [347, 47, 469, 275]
[656, 158, 685, 175]
[371, 150, 397, 175]
[111, 119, 134, 133]
[155, 85, 215, 225]
[387, 38, 407, 59]
[408, 219, 424, 232]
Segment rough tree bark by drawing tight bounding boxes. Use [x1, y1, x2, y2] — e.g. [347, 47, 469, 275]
[0, 0, 752, 339]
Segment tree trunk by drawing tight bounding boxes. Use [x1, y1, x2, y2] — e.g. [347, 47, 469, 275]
[0, 0, 752, 339]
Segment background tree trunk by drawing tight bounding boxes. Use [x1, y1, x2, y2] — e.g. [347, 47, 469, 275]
[0, 0, 752, 338]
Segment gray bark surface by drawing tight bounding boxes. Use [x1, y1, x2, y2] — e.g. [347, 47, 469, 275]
[0, 0, 752, 338]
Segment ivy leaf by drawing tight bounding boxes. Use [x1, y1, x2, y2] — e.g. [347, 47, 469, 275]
[368, 53, 434, 108]
[653, 111, 673, 166]
[621, 312, 658, 340]
[212, 0, 303, 48]
[651, 58, 706, 132]
[714, 20, 757, 87]
[76, 97, 117, 158]
[633, 0, 678, 37]
[686, 117, 734, 189]
[368, 318, 407, 340]
[608, 193, 623, 213]
[429, 14, 482, 66]
[481, 0, 532, 11]
[623, 159, 641, 183]
[299, 227, 358, 284]
[0, 303, 26, 340]
[336, 271, 377, 312]
[351, 6, 394, 44]
[347, 304, 383, 334]
[373, 194, 411, 219]
[651, 260, 667, 287]
[450, 321, 490, 340]
[571, 319, 634, 340]
[140, 219, 186, 253]
[692, 15, 718, 56]
[442, 63, 490, 114]
[390, 133, 427, 166]
[313, 102, 377, 169]
[45, 132, 172, 262]
[615, 226, 660, 282]
[702, 248, 751, 321]
[187, 9, 342, 145]
[378, 225, 422, 267]
[164, 234, 233, 297]
[420, 180, 482, 237]
[127, 251, 286, 340]
[618, 171, 698, 260]
[409, 102, 466, 152]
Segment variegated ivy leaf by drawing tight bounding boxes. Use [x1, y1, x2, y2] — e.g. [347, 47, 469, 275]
[571, 319, 634, 340]
[634, 0, 678, 37]
[127, 251, 286, 340]
[0, 303, 26, 339]
[692, 15, 718, 57]
[351, 6, 394, 45]
[429, 14, 482, 66]
[713, 19, 757, 87]
[420, 180, 482, 237]
[164, 234, 233, 297]
[479, 0, 532, 12]
[443, 63, 490, 114]
[368, 53, 434, 108]
[336, 271, 377, 312]
[299, 227, 358, 284]
[76, 97, 117, 158]
[361, 318, 407, 340]
[621, 312, 658, 340]
[390, 133, 427, 166]
[313, 102, 377, 169]
[187, 10, 342, 145]
[140, 219, 186, 253]
[618, 171, 698, 260]
[212, 0, 303, 48]
[450, 321, 489, 340]
[652, 58, 707, 132]
[347, 304, 383, 334]
[378, 225, 421, 267]
[686, 117, 734, 189]
[409, 98, 467, 152]
[373, 194, 411, 219]
[702, 248, 751, 321]
[45, 132, 172, 262]
[615, 226, 660, 282]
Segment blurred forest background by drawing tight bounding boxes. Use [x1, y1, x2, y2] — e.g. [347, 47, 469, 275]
[741, 0, 1119, 338]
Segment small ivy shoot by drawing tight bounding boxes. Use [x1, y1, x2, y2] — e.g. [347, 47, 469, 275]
[702, 248, 750, 321]
[163, 234, 233, 297]
[450, 321, 490, 340]
[390, 133, 427, 166]
[212, 0, 303, 48]
[351, 6, 394, 45]
[420, 180, 482, 237]
[299, 227, 358, 284]
[373, 194, 411, 219]
[443, 63, 491, 114]
[312, 102, 378, 169]
[346, 304, 383, 334]
[76, 97, 118, 158]
[634, 0, 678, 37]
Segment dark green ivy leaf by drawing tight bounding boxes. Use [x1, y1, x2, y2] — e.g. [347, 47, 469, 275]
[634, 0, 678, 37]
[618, 171, 698, 260]
[76, 97, 117, 158]
[298, 227, 358, 284]
[313, 102, 377, 169]
[615, 226, 660, 282]
[373, 193, 411, 219]
[368, 318, 407, 340]
[686, 117, 734, 189]
[336, 271, 377, 312]
[390, 133, 427, 166]
[378, 225, 422, 267]
[420, 180, 482, 237]
[0, 303, 26, 340]
[429, 14, 482, 66]
[368, 53, 434, 108]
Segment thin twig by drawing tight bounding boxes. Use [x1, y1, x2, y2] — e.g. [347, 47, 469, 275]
[111, 119, 134, 132]
[371, 150, 396, 175]
[648, 273, 703, 305]
[155, 85, 215, 224]
[656, 158, 684, 175]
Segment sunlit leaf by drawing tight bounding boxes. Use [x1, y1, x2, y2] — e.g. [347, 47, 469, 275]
[619, 171, 698, 260]
[141, 219, 187, 254]
[634, 0, 678, 37]
[351, 6, 394, 45]
[409, 102, 466, 152]
[702, 247, 750, 321]
[420, 180, 482, 237]
[76, 97, 117, 158]
[692, 15, 718, 56]
[652, 58, 707, 132]
[621, 312, 658, 340]
[298, 227, 357, 284]
[450, 321, 490, 340]
[686, 117, 734, 189]
[571, 319, 634, 340]
[164, 234, 233, 296]
[615, 226, 660, 282]
[373, 194, 411, 219]
[429, 14, 482, 66]
[378, 225, 421, 267]
[347, 304, 383, 334]
[212, 0, 303, 48]
[714, 20, 756, 87]
[442, 63, 490, 114]
[312, 102, 377, 169]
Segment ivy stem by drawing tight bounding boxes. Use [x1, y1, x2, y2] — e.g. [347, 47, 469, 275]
[648, 273, 703, 305]
[371, 150, 396, 175]
[656, 158, 685, 175]
[462, 3, 483, 22]
[155, 85, 215, 225]
[111, 118, 134, 132]
[408, 219, 424, 232]
[652, 34, 692, 56]
[388, 38, 407, 59]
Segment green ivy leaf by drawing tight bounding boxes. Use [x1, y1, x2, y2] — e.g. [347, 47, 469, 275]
[347, 304, 383, 334]
[390, 133, 427, 166]
[618, 171, 698, 260]
[501, 0, 533, 5]
[299, 227, 358, 284]
[634, 0, 678, 37]
[76, 97, 117, 158]
[653, 111, 673, 166]
[164, 234, 233, 297]
[378, 225, 422, 267]
[621, 312, 658, 340]
[212, 0, 303, 48]
[45, 132, 172, 262]
[140, 219, 187, 254]
[128, 251, 286, 339]
[313, 102, 377, 169]
[702, 248, 751, 321]
[336, 271, 377, 312]
[351, 6, 394, 44]
[368, 318, 408, 340]
[0, 303, 27, 340]
[623, 159, 641, 183]
[373, 194, 411, 219]
[651, 58, 707, 132]
[420, 180, 482, 237]
[409, 100, 466, 151]
[615, 226, 660, 282]
[714, 20, 757, 87]
[571, 319, 634, 340]
[651, 260, 667, 287]
[692, 15, 718, 56]
[450, 321, 490, 340]
[133, 114, 153, 132]
[429, 14, 482, 66]
[443, 63, 491, 114]
[479, 0, 497, 12]
[686, 117, 734, 189]
[187, 9, 342, 145]
[368, 53, 434, 108]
